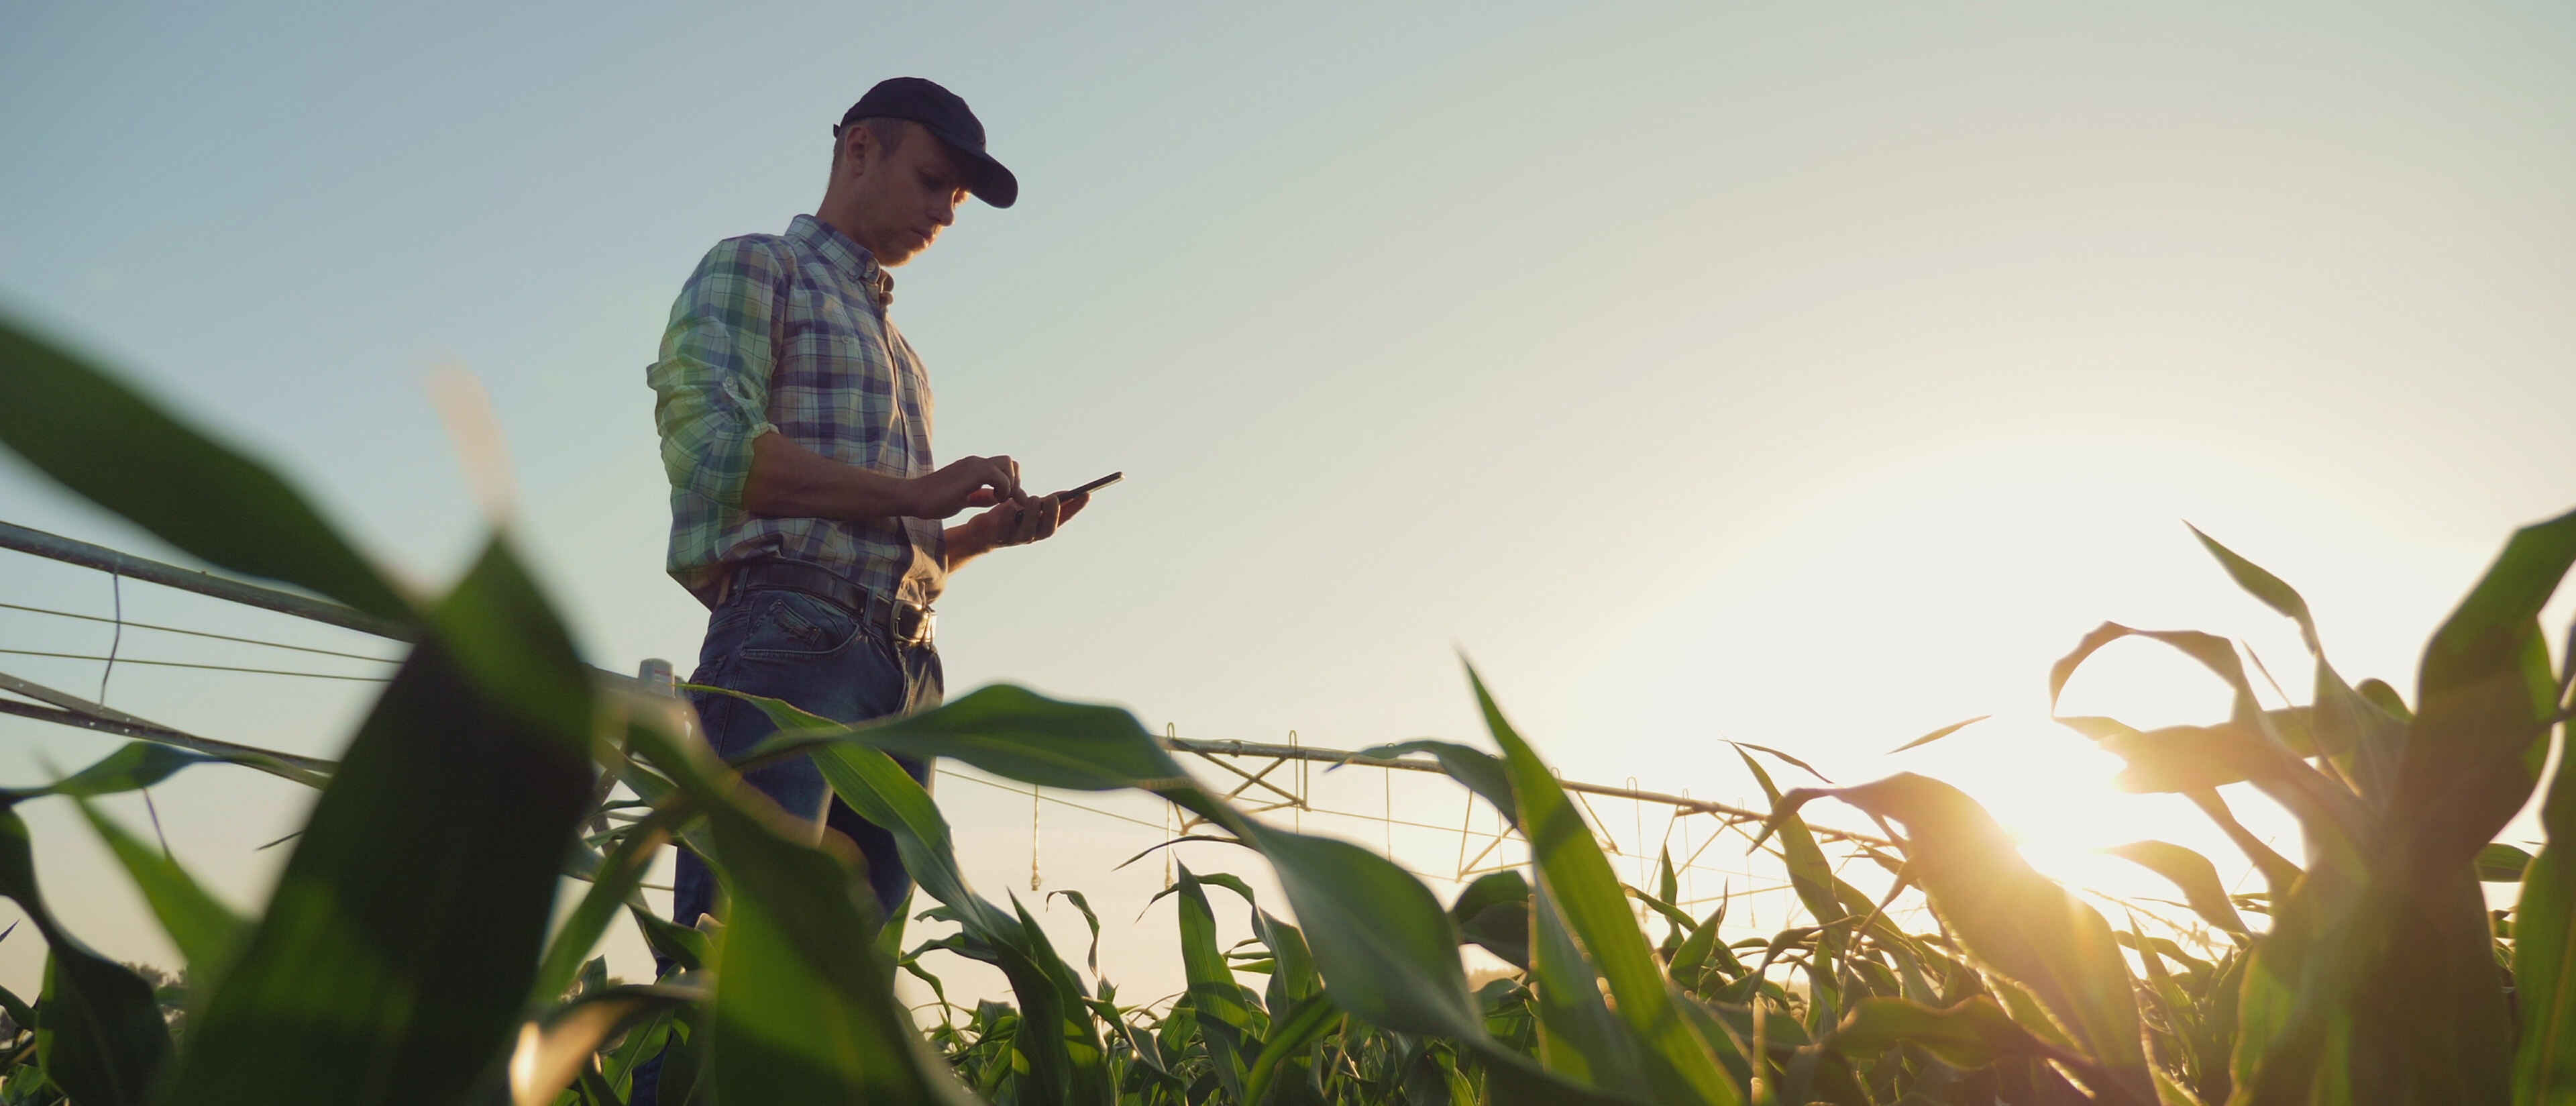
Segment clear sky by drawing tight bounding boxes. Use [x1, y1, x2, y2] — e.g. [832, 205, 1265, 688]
[3, 0, 2573, 1005]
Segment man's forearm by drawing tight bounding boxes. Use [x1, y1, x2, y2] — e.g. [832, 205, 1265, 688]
[944, 517, 995, 573]
[742, 431, 917, 520]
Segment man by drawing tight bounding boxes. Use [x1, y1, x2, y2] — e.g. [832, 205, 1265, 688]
[641, 74, 1082, 1011]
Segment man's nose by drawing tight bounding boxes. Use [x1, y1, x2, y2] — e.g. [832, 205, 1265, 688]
[930, 197, 956, 228]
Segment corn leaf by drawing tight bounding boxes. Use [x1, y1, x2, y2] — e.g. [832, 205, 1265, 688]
[2103, 841, 2249, 937]
[1827, 995, 2043, 1070]
[1477, 668, 1741, 1106]
[160, 544, 593, 1106]
[1766, 774, 2155, 1103]
[0, 811, 170, 1106]
[0, 313, 411, 625]
[71, 797, 249, 983]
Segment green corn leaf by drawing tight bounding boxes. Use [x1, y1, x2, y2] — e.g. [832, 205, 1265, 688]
[0, 314, 413, 626]
[1528, 883, 1652, 1094]
[797, 686, 1497, 1037]
[70, 797, 249, 983]
[506, 981, 702, 1106]
[1046, 889, 1105, 978]
[0, 976, 37, 1037]
[2233, 509, 2576, 1106]
[1826, 996, 2044, 1072]
[531, 819, 670, 1007]
[2186, 524, 2320, 652]
[1668, 900, 1741, 992]
[2402, 507, 2576, 868]
[737, 683, 1190, 792]
[9, 744, 209, 803]
[1241, 992, 1340, 1106]
[1171, 864, 1258, 1101]
[1725, 741, 1835, 783]
[1478, 667, 1741, 1105]
[2479, 842, 2534, 883]
[158, 544, 593, 1105]
[785, 681, 1640, 1105]
[1766, 774, 2155, 1103]
[724, 689, 1112, 1105]
[0, 811, 170, 1106]
[2102, 841, 2249, 936]
[622, 715, 982, 1106]
[752, 701, 1108, 1098]
[1253, 908, 1320, 1010]
[1350, 740, 1519, 827]
[2518, 770, 2576, 1105]
[1735, 748, 1849, 958]
[2511, 588, 2576, 1102]
[1628, 885, 1700, 952]
[2181, 789, 2304, 899]
[2191, 525, 2412, 803]
[1885, 716, 1992, 756]
[1450, 870, 1532, 971]
[2051, 623, 2367, 861]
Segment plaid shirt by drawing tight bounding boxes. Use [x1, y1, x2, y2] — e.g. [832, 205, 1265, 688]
[648, 214, 945, 609]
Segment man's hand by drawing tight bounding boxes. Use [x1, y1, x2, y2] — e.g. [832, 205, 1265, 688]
[904, 455, 1022, 518]
[945, 489, 1090, 572]
[985, 491, 1089, 548]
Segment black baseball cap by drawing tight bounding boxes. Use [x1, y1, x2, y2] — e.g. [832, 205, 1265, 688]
[836, 77, 1018, 209]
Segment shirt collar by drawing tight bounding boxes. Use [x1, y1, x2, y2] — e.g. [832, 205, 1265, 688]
[788, 214, 895, 307]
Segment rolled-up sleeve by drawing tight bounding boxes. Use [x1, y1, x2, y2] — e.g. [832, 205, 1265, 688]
[647, 239, 785, 511]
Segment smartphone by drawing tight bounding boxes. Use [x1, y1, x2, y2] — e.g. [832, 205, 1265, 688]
[1063, 471, 1123, 498]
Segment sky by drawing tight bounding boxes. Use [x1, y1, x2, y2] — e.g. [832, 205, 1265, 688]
[3, 0, 2574, 1007]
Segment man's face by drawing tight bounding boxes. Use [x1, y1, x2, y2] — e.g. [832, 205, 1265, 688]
[848, 123, 971, 267]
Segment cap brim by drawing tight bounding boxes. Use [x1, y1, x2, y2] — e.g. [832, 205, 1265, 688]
[961, 148, 1018, 209]
[922, 126, 1017, 209]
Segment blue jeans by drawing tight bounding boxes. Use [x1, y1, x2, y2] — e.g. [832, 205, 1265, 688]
[632, 583, 941, 1105]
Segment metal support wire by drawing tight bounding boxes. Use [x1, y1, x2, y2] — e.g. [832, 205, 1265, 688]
[1157, 736, 1888, 848]
[0, 601, 401, 663]
[0, 521, 411, 642]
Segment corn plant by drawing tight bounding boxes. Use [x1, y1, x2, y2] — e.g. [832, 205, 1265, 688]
[3, 310, 2573, 1105]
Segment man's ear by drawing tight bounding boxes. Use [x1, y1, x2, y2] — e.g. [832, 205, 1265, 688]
[838, 126, 870, 181]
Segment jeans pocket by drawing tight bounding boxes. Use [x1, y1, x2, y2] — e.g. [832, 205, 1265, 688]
[736, 591, 861, 661]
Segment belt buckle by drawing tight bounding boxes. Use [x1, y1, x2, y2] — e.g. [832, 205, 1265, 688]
[884, 596, 933, 648]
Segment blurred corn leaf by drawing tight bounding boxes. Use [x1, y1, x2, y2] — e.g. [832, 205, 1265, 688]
[161, 544, 595, 1105]
[71, 797, 249, 983]
[0, 313, 411, 625]
[2479, 842, 2534, 883]
[1451, 870, 1532, 971]
[2515, 687, 2576, 1104]
[0, 811, 169, 1105]
[1826, 995, 2044, 1070]
[506, 981, 702, 1106]
[2102, 841, 2249, 938]
[530, 818, 670, 1007]
[2220, 509, 2576, 1106]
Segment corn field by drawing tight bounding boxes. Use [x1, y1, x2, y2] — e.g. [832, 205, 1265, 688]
[1, 313, 2574, 1105]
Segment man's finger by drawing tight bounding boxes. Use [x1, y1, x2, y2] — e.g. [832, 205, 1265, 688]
[966, 488, 1000, 509]
[1058, 492, 1089, 523]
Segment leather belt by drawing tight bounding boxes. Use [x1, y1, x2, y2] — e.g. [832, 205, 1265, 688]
[717, 560, 934, 647]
